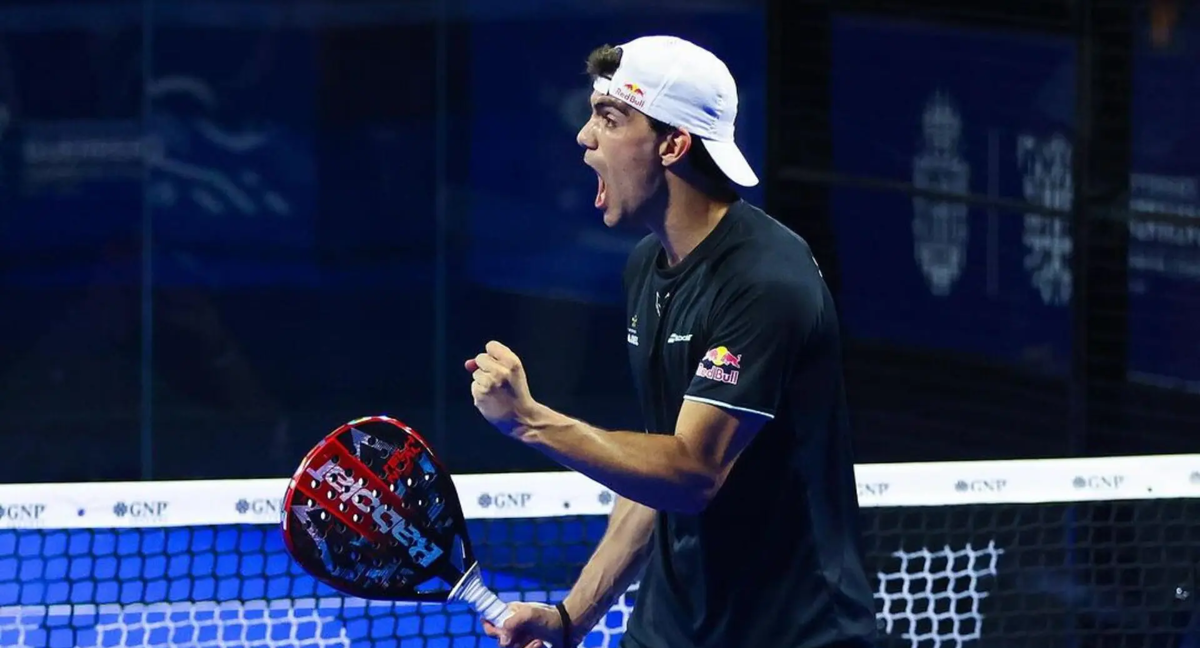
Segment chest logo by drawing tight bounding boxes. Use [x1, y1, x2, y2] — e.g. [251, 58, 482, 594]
[627, 315, 639, 346]
[667, 333, 692, 344]
[696, 346, 741, 385]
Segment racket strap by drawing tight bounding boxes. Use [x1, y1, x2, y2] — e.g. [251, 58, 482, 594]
[555, 601, 573, 647]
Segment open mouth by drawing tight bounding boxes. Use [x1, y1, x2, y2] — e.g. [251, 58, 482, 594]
[595, 173, 607, 210]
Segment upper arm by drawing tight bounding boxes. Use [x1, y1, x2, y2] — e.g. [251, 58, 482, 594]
[673, 398, 768, 503]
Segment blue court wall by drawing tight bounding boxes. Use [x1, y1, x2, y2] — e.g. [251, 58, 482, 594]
[0, 0, 766, 483]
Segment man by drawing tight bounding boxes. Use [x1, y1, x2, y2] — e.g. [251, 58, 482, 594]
[466, 36, 878, 648]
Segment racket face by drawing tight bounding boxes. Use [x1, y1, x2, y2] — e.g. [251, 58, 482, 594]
[280, 416, 472, 601]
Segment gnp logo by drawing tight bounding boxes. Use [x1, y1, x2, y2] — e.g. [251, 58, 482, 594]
[477, 492, 533, 510]
[955, 479, 1007, 493]
[696, 346, 741, 385]
[1072, 475, 1125, 490]
[0, 503, 46, 522]
[614, 82, 648, 109]
[856, 482, 890, 498]
[113, 501, 170, 519]
[237, 497, 283, 517]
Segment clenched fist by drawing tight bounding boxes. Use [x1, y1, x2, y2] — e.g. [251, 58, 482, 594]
[465, 341, 539, 436]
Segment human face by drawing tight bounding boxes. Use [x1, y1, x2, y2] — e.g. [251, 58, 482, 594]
[576, 91, 668, 228]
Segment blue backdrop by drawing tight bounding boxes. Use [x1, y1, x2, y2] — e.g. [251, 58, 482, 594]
[830, 13, 1200, 389]
[830, 16, 1075, 373]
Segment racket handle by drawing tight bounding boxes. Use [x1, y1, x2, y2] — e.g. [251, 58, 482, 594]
[449, 562, 514, 626]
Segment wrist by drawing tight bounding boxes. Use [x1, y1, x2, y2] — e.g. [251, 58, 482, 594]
[554, 600, 575, 646]
[512, 402, 561, 443]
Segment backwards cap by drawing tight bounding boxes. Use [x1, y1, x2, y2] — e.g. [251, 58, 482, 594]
[592, 35, 758, 187]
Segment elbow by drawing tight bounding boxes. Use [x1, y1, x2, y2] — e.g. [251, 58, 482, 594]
[671, 470, 723, 515]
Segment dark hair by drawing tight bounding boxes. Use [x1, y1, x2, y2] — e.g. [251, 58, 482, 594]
[585, 44, 739, 202]
[585, 44, 623, 79]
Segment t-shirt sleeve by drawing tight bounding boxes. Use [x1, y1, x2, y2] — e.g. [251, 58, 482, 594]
[683, 277, 819, 420]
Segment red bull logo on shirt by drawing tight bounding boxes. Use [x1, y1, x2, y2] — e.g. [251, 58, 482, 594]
[614, 82, 648, 108]
[696, 346, 741, 385]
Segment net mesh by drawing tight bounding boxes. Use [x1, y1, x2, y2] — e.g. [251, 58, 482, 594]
[1, 456, 1198, 647]
[874, 540, 1003, 647]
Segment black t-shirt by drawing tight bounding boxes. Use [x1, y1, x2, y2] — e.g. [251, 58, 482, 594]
[619, 201, 878, 648]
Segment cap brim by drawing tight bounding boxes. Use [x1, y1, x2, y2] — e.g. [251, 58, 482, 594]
[700, 139, 759, 187]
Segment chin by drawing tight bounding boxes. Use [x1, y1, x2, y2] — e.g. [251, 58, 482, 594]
[602, 209, 622, 228]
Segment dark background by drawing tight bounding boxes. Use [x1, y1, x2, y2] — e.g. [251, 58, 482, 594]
[0, 0, 1195, 484]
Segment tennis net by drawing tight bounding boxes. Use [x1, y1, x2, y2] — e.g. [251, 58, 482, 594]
[1, 455, 1198, 647]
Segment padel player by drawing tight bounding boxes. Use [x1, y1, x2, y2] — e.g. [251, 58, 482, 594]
[466, 36, 878, 648]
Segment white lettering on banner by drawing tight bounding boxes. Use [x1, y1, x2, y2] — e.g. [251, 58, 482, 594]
[911, 90, 970, 297]
[1127, 173, 1200, 289]
[1017, 133, 1074, 306]
[955, 479, 1007, 493]
[306, 458, 443, 567]
[1073, 475, 1125, 490]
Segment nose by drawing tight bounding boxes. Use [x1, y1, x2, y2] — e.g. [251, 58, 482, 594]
[576, 119, 597, 150]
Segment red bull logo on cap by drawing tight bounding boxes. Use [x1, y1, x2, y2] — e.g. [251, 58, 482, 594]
[696, 346, 741, 385]
[614, 82, 647, 108]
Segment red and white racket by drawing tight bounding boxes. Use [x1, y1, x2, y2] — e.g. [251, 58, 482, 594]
[279, 415, 512, 625]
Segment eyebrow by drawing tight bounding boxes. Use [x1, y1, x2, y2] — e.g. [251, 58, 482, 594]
[593, 97, 630, 114]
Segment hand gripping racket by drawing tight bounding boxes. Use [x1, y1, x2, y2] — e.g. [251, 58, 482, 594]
[280, 415, 513, 626]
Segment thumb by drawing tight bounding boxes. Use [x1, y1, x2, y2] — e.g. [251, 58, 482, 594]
[465, 357, 479, 372]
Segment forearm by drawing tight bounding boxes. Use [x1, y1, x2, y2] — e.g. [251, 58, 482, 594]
[563, 495, 656, 643]
[516, 405, 714, 513]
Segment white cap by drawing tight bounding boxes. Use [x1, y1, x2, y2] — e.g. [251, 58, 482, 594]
[592, 35, 759, 187]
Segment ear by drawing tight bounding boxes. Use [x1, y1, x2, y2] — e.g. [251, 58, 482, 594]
[659, 128, 694, 169]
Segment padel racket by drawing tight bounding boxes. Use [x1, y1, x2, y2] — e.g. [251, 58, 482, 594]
[280, 415, 512, 626]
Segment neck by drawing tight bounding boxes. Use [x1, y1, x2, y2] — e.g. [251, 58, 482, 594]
[648, 180, 733, 267]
